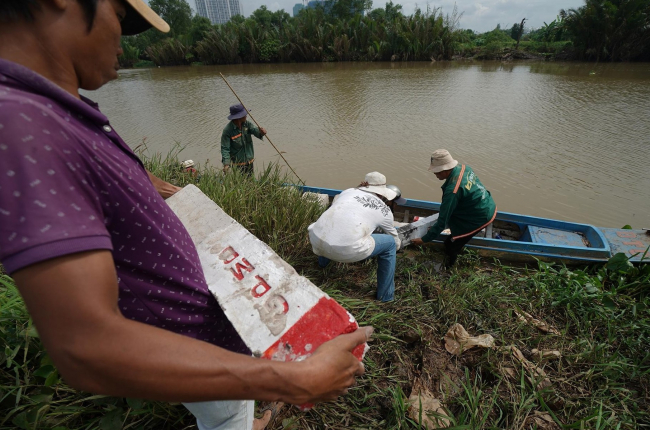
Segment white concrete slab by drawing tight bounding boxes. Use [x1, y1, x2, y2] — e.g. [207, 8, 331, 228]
[397, 214, 440, 246]
[166, 185, 366, 364]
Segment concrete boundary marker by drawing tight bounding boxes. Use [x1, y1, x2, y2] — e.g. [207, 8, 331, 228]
[167, 185, 367, 405]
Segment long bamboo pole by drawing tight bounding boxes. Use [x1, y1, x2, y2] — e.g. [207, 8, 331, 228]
[220, 73, 305, 185]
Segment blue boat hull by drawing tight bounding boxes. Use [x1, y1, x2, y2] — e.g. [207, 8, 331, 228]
[298, 185, 650, 265]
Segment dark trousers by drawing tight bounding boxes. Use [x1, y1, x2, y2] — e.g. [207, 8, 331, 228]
[234, 162, 254, 177]
[444, 232, 479, 268]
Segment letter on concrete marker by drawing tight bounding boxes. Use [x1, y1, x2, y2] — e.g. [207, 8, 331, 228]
[231, 258, 255, 281]
[252, 275, 271, 298]
[220, 246, 239, 264]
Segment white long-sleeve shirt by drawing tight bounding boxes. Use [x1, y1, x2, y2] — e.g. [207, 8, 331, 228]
[308, 188, 401, 263]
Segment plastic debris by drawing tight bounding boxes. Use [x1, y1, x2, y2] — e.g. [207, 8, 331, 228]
[444, 323, 495, 356]
[531, 349, 561, 363]
[408, 382, 451, 429]
[500, 345, 552, 390]
[514, 310, 561, 335]
[527, 411, 560, 429]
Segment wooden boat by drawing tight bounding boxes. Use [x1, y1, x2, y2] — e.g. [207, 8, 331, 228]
[299, 186, 650, 265]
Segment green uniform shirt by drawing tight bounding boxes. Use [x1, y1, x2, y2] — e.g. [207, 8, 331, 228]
[422, 164, 497, 242]
[221, 120, 264, 166]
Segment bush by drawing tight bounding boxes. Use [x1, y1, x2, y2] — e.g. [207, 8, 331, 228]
[118, 39, 140, 68]
[146, 38, 192, 66]
[134, 60, 156, 68]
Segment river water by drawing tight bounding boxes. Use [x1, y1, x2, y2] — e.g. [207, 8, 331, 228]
[87, 61, 650, 228]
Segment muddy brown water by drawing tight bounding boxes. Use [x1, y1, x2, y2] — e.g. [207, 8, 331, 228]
[86, 61, 650, 229]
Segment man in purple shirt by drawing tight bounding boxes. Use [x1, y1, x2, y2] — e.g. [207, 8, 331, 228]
[0, 1, 371, 429]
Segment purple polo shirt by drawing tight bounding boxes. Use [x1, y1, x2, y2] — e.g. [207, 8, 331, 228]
[0, 59, 249, 355]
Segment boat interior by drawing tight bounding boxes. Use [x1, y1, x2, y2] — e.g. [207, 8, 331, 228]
[302, 187, 609, 253]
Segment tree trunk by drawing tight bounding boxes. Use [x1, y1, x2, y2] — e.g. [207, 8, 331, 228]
[515, 18, 526, 50]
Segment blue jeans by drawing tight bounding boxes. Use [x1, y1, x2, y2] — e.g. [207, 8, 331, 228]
[183, 400, 253, 430]
[318, 234, 396, 302]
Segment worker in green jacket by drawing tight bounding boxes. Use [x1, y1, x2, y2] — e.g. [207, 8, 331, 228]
[411, 149, 497, 268]
[221, 104, 266, 176]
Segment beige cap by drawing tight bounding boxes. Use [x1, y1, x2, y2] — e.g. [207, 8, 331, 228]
[357, 172, 398, 201]
[428, 149, 458, 173]
[121, 0, 170, 36]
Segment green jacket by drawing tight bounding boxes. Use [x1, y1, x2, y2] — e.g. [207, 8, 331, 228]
[221, 120, 264, 166]
[422, 164, 497, 242]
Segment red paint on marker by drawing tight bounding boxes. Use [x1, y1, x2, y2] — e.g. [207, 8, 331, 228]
[261, 296, 361, 362]
[261, 296, 364, 411]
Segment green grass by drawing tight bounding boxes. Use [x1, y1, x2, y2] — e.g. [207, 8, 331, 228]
[454, 40, 574, 60]
[1, 153, 649, 429]
[133, 60, 156, 69]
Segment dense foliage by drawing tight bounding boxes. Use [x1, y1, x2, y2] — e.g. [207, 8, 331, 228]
[560, 0, 650, 61]
[122, 1, 466, 66]
[119, 0, 650, 67]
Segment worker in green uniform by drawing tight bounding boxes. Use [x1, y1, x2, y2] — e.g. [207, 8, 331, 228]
[411, 149, 497, 268]
[221, 104, 266, 176]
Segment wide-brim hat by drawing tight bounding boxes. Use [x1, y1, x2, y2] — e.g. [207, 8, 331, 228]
[428, 149, 458, 173]
[121, 0, 170, 36]
[228, 104, 249, 120]
[358, 172, 398, 201]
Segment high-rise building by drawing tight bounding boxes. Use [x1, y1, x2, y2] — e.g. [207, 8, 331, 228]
[195, 0, 242, 24]
[292, 3, 304, 17]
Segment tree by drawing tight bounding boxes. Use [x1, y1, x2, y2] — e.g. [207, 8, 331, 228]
[367, 8, 385, 21]
[188, 15, 212, 45]
[561, 0, 650, 61]
[385, 1, 402, 20]
[149, 0, 192, 38]
[251, 5, 273, 27]
[510, 23, 520, 40]
[324, 0, 373, 20]
[271, 9, 291, 29]
[251, 6, 290, 29]
[511, 18, 526, 49]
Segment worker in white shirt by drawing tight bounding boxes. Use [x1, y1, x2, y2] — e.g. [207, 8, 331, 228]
[308, 172, 406, 302]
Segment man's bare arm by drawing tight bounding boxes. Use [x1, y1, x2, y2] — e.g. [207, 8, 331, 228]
[13, 250, 369, 404]
[146, 170, 182, 199]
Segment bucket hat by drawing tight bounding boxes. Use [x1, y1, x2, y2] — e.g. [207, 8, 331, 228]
[121, 0, 170, 36]
[181, 160, 195, 169]
[428, 149, 458, 173]
[358, 172, 398, 201]
[227, 104, 249, 120]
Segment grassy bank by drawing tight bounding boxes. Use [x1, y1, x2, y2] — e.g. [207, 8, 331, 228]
[1, 154, 649, 429]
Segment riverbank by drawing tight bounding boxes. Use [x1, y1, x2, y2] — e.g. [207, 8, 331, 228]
[125, 41, 574, 70]
[1, 156, 648, 429]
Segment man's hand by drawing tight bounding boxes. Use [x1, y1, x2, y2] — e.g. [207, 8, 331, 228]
[411, 238, 424, 246]
[287, 327, 372, 404]
[260, 127, 267, 136]
[146, 170, 181, 199]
